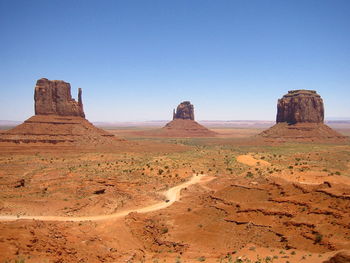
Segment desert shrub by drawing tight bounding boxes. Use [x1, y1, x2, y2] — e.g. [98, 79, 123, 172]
[158, 169, 164, 175]
[315, 233, 323, 243]
[197, 256, 206, 262]
[246, 171, 254, 178]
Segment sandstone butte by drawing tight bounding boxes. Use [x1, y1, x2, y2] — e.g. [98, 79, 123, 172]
[34, 78, 85, 118]
[143, 101, 217, 137]
[258, 90, 346, 142]
[0, 78, 123, 147]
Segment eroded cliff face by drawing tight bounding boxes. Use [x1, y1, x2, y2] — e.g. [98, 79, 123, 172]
[258, 89, 346, 142]
[276, 90, 324, 124]
[34, 78, 85, 118]
[173, 101, 194, 120]
[0, 78, 126, 147]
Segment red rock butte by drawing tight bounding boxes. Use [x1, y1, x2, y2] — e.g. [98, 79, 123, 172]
[151, 101, 217, 137]
[0, 78, 123, 148]
[259, 90, 347, 142]
[34, 78, 85, 118]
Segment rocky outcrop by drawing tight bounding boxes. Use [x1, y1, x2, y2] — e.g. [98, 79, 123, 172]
[34, 78, 85, 118]
[276, 90, 324, 124]
[141, 101, 216, 137]
[136, 101, 216, 137]
[258, 90, 347, 142]
[173, 101, 194, 120]
[323, 251, 350, 263]
[0, 78, 126, 148]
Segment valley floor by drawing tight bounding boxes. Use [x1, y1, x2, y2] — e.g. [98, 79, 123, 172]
[0, 128, 349, 263]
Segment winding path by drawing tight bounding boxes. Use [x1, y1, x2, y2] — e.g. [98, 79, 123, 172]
[0, 174, 210, 222]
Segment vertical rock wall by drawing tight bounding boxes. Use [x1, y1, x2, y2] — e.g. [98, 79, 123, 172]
[276, 90, 324, 124]
[34, 78, 85, 118]
[173, 101, 195, 120]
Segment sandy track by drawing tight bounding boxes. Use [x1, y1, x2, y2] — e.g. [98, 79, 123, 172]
[0, 174, 211, 222]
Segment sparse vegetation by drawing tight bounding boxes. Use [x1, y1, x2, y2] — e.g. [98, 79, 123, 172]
[0, 131, 349, 262]
[314, 233, 323, 243]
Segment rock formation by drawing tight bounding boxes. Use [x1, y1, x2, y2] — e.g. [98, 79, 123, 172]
[323, 251, 350, 263]
[34, 78, 85, 118]
[140, 101, 216, 137]
[0, 78, 123, 148]
[276, 90, 324, 124]
[258, 90, 346, 142]
[173, 101, 194, 120]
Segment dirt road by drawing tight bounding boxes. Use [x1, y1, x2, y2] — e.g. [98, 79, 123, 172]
[0, 174, 211, 222]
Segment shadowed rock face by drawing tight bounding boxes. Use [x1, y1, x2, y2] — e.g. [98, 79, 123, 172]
[322, 251, 350, 263]
[276, 90, 324, 124]
[173, 101, 194, 120]
[34, 78, 85, 118]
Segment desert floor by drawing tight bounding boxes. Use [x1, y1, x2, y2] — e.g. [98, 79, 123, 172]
[0, 127, 349, 263]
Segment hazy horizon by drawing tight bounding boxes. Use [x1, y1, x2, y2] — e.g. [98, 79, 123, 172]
[1, 1, 349, 122]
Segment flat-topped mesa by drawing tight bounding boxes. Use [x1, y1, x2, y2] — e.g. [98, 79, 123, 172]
[34, 78, 85, 118]
[173, 101, 194, 120]
[257, 89, 347, 142]
[276, 89, 324, 124]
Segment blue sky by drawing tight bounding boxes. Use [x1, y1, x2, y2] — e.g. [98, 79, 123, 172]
[0, 0, 349, 121]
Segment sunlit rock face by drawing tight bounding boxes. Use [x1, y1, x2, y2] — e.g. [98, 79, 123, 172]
[34, 78, 85, 118]
[276, 90, 324, 124]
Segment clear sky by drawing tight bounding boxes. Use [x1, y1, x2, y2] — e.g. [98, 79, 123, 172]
[0, 0, 349, 121]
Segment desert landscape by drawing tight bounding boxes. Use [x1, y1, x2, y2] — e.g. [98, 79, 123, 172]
[0, 79, 349, 263]
[1, 1, 350, 263]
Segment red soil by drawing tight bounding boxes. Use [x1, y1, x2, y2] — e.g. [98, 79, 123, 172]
[137, 119, 217, 137]
[258, 123, 348, 142]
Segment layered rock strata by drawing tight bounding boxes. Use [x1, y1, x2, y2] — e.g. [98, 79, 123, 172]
[276, 90, 324, 124]
[0, 78, 121, 147]
[34, 78, 85, 118]
[258, 90, 346, 142]
[155, 101, 216, 137]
